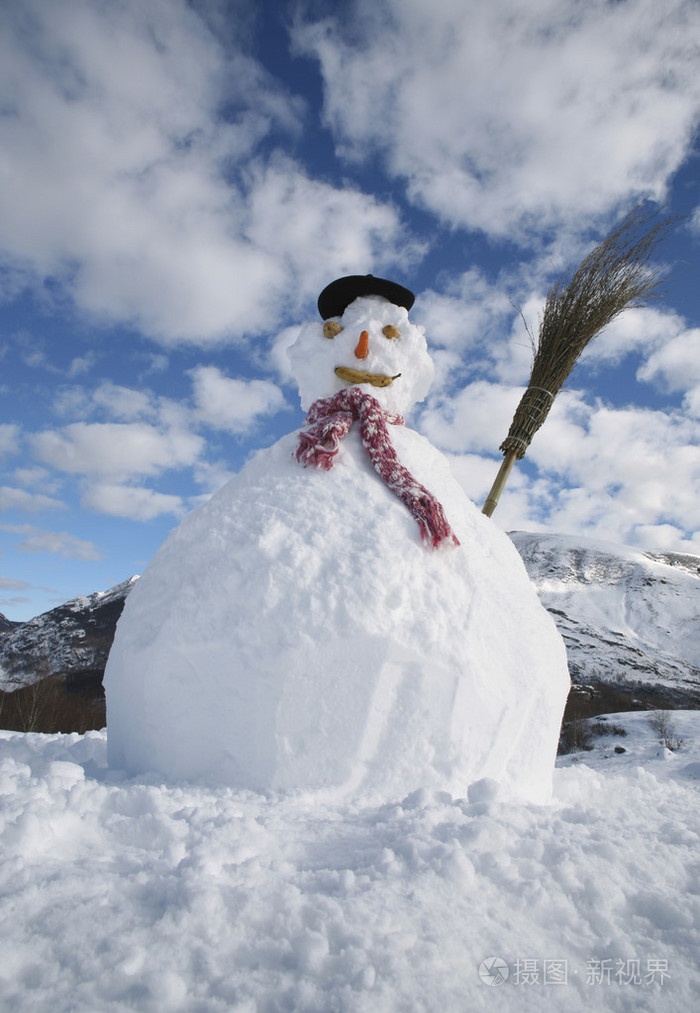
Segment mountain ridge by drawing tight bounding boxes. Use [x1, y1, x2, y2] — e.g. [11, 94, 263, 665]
[0, 577, 136, 692]
[510, 530, 700, 712]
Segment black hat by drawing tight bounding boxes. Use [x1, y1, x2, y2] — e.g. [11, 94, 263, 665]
[317, 274, 415, 320]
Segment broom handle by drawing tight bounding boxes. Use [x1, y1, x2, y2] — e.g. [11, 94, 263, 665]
[482, 449, 518, 517]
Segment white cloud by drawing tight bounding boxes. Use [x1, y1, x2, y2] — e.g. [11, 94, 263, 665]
[243, 158, 420, 306]
[420, 374, 700, 554]
[0, 424, 20, 458]
[0, 576, 30, 590]
[683, 387, 700, 419]
[28, 371, 286, 520]
[0, 486, 66, 512]
[414, 271, 520, 390]
[636, 326, 700, 394]
[418, 271, 514, 354]
[191, 459, 237, 497]
[420, 381, 523, 454]
[296, 0, 700, 238]
[90, 384, 158, 422]
[418, 275, 696, 406]
[11, 467, 61, 492]
[0, 523, 101, 559]
[31, 422, 203, 480]
[82, 483, 185, 521]
[414, 264, 700, 555]
[68, 352, 98, 376]
[578, 307, 700, 422]
[0, 0, 407, 343]
[190, 366, 286, 433]
[53, 381, 173, 426]
[52, 386, 93, 419]
[581, 307, 669, 365]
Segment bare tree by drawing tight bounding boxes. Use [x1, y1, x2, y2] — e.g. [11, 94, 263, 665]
[648, 710, 683, 751]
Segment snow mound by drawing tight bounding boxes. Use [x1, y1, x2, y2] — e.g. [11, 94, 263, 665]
[1, 712, 699, 1011]
[105, 426, 569, 803]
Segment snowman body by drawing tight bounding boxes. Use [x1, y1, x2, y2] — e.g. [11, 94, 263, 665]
[105, 295, 570, 803]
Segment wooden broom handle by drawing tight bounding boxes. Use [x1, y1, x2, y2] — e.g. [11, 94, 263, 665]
[482, 449, 518, 517]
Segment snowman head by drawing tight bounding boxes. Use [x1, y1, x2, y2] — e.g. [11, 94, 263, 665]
[289, 275, 435, 416]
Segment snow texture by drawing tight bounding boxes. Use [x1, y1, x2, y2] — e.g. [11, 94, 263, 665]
[105, 297, 569, 802]
[0, 712, 699, 1011]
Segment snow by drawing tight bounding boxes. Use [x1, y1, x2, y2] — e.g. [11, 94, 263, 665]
[512, 532, 700, 673]
[512, 531, 700, 699]
[1, 712, 699, 1011]
[105, 294, 569, 802]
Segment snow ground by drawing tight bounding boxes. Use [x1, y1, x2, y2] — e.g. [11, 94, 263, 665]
[1, 712, 699, 1012]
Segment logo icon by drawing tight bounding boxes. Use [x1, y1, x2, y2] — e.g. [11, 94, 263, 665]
[479, 957, 510, 986]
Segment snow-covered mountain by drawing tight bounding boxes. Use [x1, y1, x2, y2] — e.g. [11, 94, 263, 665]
[0, 577, 135, 693]
[512, 531, 700, 712]
[0, 612, 18, 633]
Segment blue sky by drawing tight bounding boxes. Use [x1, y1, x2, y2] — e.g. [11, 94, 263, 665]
[1, 0, 699, 620]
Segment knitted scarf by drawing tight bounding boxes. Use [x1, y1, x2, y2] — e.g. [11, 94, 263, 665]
[295, 386, 459, 549]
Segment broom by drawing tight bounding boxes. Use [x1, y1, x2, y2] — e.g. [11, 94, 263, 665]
[482, 204, 676, 517]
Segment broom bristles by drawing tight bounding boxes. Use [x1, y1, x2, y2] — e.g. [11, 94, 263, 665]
[500, 204, 675, 459]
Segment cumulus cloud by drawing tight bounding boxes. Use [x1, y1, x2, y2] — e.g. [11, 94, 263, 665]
[53, 381, 167, 424]
[191, 459, 237, 497]
[190, 365, 287, 433]
[0, 486, 66, 512]
[2, 0, 696, 561]
[0, 424, 20, 459]
[11, 467, 61, 493]
[243, 158, 421, 306]
[636, 326, 700, 398]
[23, 368, 290, 521]
[422, 384, 700, 553]
[412, 262, 700, 553]
[0, 524, 102, 559]
[82, 484, 185, 521]
[31, 422, 203, 480]
[421, 380, 523, 454]
[296, 0, 700, 238]
[0, 0, 408, 343]
[90, 384, 158, 422]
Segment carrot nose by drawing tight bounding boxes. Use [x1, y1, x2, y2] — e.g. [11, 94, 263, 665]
[355, 330, 370, 359]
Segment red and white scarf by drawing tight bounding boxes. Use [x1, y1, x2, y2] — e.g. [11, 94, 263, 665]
[295, 386, 459, 549]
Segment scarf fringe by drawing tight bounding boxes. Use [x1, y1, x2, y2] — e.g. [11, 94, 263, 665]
[295, 387, 459, 549]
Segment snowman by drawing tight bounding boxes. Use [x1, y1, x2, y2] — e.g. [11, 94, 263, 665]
[105, 275, 569, 804]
